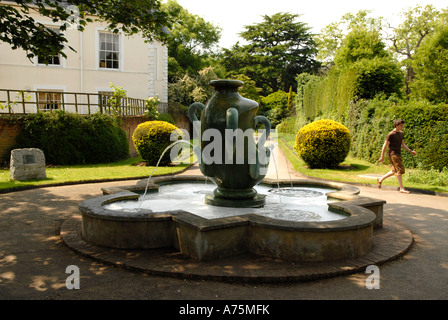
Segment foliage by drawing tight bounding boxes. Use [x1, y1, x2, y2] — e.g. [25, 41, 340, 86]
[298, 68, 358, 120]
[315, 10, 383, 64]
[407, 166, 448, 187]
[168, 66, 219, 108]
[108, 83, 128, 115]
[260, 90, 296, 128]
[346, 97, 448, 171]
[132, 120, 183, 166]
[386, 4, 446, 95]
[144, 96, 160, 120]
[294, 119, 351, 168]
[0, 0, 171, 62]
[300, 27, 403, 120]
[163, 0, 221, 81]
[334, 28, 388, 67]
[411, 25, 448, 103]
[156, 113, 175, 124]
[276, 117, 301, 135]
[349, 57, 404, 100]
[220, 13, 320, 96]
[14, 111, 129, 165]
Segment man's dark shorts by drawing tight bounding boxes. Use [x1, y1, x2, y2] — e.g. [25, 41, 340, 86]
[390, 154, 405, 175]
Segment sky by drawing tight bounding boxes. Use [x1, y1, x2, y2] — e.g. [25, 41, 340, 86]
[174, 0, 447, 49]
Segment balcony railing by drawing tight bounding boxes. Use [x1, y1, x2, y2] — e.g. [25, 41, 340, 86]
[0, 89, 152, 116]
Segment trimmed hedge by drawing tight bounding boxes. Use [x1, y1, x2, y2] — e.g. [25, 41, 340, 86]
[14, 111, 129, 165]
[294, 119, 351, 169]
[347, 98, 448, 170]
[132, 120, 183, 166]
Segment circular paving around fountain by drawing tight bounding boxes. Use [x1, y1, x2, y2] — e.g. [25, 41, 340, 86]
[62, 215, 412, 283]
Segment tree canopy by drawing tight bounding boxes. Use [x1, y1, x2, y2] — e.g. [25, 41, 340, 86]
[163, 0, 222, 81]
[0, 0, 172, 61]
[220, 13, 320, 96]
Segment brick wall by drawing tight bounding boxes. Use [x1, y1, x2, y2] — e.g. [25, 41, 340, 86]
[120, 116, 147, 157]
[0, 116, 24, 165]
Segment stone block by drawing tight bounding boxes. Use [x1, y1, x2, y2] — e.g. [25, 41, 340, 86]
[10, 148, 46, 181]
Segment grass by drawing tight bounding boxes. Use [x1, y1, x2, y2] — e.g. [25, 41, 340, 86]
[0, 156, 191, 191]
[278, 134, 448, 194]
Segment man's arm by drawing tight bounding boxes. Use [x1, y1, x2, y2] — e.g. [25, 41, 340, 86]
[379, 139, 389, 163]
[402, 141, 417, 156]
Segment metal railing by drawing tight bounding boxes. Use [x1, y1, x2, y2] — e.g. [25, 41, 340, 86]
[0, 89, 148, 116]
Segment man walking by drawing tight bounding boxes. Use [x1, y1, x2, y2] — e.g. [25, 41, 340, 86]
[378, 119, 417, 193]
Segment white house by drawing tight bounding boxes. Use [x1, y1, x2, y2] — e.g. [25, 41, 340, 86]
[0, 1, 168, 114]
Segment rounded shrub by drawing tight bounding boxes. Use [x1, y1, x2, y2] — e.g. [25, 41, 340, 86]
[294, 119, 351, 169]
[132, 121, 183, 166]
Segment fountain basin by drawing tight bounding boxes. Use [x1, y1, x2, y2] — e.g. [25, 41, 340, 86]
[79, 175, 385, 262]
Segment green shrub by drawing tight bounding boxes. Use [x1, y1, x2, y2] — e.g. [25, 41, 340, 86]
[260, 90, 296, 128]
[132, 121, 183, 166]
[294, 119, 351, 168]
[276, 116, 300, 135]
[156, 113, 175, 124]
[350, 57, 404, 100]
[15, 111, 128, 165]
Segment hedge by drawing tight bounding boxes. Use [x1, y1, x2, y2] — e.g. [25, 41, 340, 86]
[14, 111, 129, 165]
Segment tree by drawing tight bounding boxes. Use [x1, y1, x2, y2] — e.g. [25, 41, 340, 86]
[0, 0, 171, 62]
[315, 10, 383, 64]
[220, 13, 320, 96]
[163, 0, 221, 81]
[385, 4, 446, 96]
[411, 25, 448, 103]
[334, 28, 388, 66]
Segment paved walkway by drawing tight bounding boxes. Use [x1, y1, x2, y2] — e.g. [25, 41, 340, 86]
[1, 146, 448, 300]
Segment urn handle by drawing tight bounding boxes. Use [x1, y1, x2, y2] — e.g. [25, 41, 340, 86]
[250, 116, 271, 180]
[188, 102, 205, 124]
[252, 116, 271, 145]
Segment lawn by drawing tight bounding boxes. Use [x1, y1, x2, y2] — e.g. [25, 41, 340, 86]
[0, 156, 191, 191]
[278, 134, 448, 194]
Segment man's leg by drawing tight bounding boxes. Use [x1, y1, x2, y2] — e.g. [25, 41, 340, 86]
[397, 174, 410, 193]
[378, 171, 394, 187]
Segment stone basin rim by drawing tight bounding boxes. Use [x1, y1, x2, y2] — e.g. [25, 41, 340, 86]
[79, 175, 379, 232]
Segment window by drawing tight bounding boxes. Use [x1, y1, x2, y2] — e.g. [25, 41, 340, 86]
[99, 32, 120, 69]
[38, 91, 62, 111]
[37, 27, 61, 66]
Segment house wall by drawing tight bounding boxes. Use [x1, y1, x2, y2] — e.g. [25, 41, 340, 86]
[0, 4, 168, 107]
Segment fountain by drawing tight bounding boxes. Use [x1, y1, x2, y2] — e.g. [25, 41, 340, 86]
[62, 79, 413, 282]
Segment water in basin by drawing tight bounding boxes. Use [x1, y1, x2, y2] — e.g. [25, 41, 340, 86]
[104, 183, 347, 222]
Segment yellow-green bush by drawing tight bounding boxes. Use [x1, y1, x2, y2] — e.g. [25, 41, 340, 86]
[294, 119, 351, 168]
[132, 121, 182, 166]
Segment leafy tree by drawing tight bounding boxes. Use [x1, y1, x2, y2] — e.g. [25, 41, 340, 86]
[261, 90, 296, 128]
[411, 25, 448, 103]
[315, 10, 383, 64]
[385, 4, 446, 95]
[334, 28, 388, 66]
[168, 66, 219, 107]
[349, 57, 404, 99]
[221, 13, 320, 95]
[163, 0, 221, 81]
[0, 0, 171, 62]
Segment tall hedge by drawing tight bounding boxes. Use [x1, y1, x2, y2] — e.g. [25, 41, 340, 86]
[347, 98, 448, 170]
[15, 111, 129, 165]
